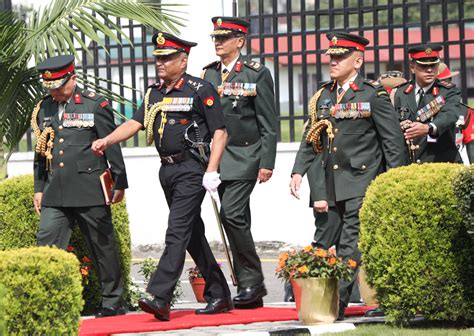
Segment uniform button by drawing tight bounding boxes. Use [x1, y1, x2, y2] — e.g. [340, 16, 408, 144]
[245, 142, 249, 145]
[361, 165, 367, 170]
[88, 168, 92, 172]
[59, 138, 64, 143]
[334, 128, 339, 134]
[416, 159, 421, 164]
[58, 125, 63, 130]
[333, 164, 339, 170]
[59, 162, 64, 168]
[416, 145, 420, 149]
[333, 147, 337, 152]
[59, 150, 64, 156]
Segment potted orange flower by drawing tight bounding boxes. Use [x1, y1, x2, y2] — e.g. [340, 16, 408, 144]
[275, 246, 356, 324]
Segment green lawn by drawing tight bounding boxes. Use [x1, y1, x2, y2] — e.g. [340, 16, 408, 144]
[328, 324, 474, 335]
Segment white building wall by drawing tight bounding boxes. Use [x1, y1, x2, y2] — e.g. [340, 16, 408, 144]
[8, 144, 315, 247]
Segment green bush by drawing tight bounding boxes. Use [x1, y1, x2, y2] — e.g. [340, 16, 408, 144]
[452, 165, 473, 238]
[360, 163, 474, 325]
[0, 174, 131, 313]
[0, 246, 83, 334]
[0, 284, 5, 335]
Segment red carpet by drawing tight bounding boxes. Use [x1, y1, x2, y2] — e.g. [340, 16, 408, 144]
[79, 307, 298, 336]
[79, 305, 378, 336]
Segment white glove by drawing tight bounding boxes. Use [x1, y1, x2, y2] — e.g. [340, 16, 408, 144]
[202, 171, 221, 202]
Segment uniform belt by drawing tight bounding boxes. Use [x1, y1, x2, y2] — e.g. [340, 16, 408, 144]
[160, 151, 192, 165]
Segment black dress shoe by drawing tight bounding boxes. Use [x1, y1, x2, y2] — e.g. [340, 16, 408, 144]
[364, 307, 385, 317]
[234, 297, 263, 309]
[138, 298, 170, 321]
[233, 284, 267, 308]
[95, 306, 127, 318]
[195, 297, 233, 315]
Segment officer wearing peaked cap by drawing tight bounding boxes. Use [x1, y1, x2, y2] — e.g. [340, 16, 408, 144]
[91, 32, 232, 320]
[393, 43, 462, 163]
[290, 32, 406, 320]
[32, 55, 128, 317]
[202, 16, 278, 309]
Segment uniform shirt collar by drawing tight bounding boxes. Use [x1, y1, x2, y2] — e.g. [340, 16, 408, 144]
[221, 56, 240, 74]
[415, 82, 433, 94]
[337, 73, 359, 92]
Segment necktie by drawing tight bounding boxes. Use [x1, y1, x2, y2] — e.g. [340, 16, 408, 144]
[58, 102, 67, 121]
[417, 88, 424, 108]
[221, 68, 229, 82]
[337, 87, 345, 103]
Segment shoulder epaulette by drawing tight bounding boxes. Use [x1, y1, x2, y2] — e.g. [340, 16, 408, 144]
[318, 80, 333, 88]
[82, 90, 100, 100]
[244, 60, 263, 72]
[202, 60, 220, 70]
[364, 79, 381, 87]
[393, 80, 410, 89]
[437, 80, 455, 89]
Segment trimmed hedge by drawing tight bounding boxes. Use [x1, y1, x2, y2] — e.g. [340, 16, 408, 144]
[0, 174, 131, 313]
[0, 246, 83, 334]
[360, 163, 474, 325]
[452, 165, 473, 238]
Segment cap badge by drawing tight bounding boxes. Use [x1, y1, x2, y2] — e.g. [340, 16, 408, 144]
[157, 33, 165, 45]
[425, 48, 432, 55]
[331, 36, 338, 45]
[44, 70, 52, 78]
[217, 18, 222, 26]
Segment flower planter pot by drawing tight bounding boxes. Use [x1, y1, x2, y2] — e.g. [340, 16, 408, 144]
[358, 266, 378, 306]
[190, 278, 206, 303]
[291, 277, 339, 324]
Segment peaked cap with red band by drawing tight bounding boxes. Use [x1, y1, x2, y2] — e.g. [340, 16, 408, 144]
[408, 44, 442, 65]
[37, 55, 75, 90]
[210, 16, 249, 36]
[325, 32, 370, 55]
[152, 32, 197, 56]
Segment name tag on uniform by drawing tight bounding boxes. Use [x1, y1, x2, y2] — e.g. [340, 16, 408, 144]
[63, 113, 94, 127]
[330, 102, 371, 119]
[158, 97, 193, 112]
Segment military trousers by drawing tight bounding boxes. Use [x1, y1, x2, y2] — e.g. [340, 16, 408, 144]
[147, 158, 230, 303]
[312, 196, 363, 310]
[218, 179, 264, 288]
[37, 205, 124, 308]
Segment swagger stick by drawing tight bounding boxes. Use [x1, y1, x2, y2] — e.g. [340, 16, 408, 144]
[185, 121, 237, 286]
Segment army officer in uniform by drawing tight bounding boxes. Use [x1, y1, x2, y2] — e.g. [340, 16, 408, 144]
[32, 55, 128, 317]
[289, 32, 406, 320]
[92, 32, 232, 321]
[202, 17, 278, 309]
[393, 44, 462, 163]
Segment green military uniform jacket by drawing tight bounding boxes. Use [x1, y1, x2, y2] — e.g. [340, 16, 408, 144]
[393, 79, 462, 163]
[202, 55, 278, 180]
[292, 75, 406, 205]
[33, 87, 128, 207]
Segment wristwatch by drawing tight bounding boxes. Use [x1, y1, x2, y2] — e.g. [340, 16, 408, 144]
[428, 123, 434, 136]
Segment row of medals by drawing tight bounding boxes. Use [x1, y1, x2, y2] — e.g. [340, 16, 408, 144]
[330, 102, 372, 119]
[218, 82, 257, 97]
[62, 113, 94, 127]
[160, 97, 193, 112]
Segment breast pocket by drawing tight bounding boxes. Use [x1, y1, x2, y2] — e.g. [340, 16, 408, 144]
[77, 158, 101, 174]
[350, 155, 375, 173]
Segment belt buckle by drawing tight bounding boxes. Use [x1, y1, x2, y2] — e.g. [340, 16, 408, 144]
[163, 156, 174, 164]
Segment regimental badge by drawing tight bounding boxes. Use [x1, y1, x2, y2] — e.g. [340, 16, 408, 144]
[157, 33, 165, 45]
[425, 48, 432, 55]
[331, 36, 338, 45]
[44, 70, 52, 78]
[88, 91, 96, 98]
[205, 96, 214, 107]
[217, 18, 222, 26]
